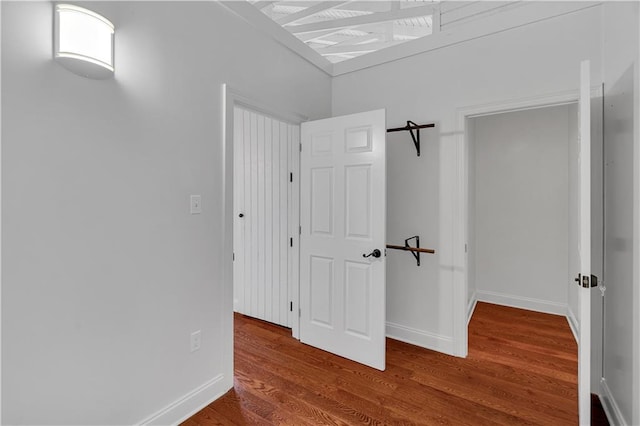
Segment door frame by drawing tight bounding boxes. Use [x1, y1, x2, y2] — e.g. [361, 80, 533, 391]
[454, 86, 602, 356]
[222, 84, 307, 351]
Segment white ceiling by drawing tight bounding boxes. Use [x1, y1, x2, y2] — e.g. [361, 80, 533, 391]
[224, 1, 599, 76]
[249, 1, 438, 63]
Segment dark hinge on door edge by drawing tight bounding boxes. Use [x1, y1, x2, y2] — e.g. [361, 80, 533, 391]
[577, 273, 599, 288]
[289, 172, 293, 183]
[290, 237, 293, 247]
[290, 301, 293, 312]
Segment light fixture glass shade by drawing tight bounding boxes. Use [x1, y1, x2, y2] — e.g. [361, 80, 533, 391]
[54, 4, 114, 79]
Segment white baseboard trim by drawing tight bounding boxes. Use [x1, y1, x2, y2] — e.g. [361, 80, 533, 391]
[566, 307, 579, 344]
[476, 290, 567, 316]
[137, 374, 229, 426]
[387, 321, 455, 356]
[467, 291, 478, 325]
[600, 378, 628, 426]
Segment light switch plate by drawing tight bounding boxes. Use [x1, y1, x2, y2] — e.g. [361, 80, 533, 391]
[190, 195, 202, 214]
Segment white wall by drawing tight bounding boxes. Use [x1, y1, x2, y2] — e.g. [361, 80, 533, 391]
[471, 105, 571, 315]
[600, 2, 640, 424]
[1, 2, 331, 424]
[332, 5, 602, 355]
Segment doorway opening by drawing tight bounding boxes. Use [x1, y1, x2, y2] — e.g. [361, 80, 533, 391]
[460, 87, 604, 423]
[224, 85, 306, 345]
[467, 104, 577, 319]
[232, 105, 300, 332]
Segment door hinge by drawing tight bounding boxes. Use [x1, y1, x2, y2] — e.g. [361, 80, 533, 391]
[299, 225, 301, 235]
[290, 301, 293, 312]
[576, 273, 598, 288]
[232, 252, 235, 261]
[290, 237, 293, 247]
[289, 172, 293, 183]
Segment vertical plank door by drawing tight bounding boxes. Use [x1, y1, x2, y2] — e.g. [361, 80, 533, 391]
[233, 106, 298, 328]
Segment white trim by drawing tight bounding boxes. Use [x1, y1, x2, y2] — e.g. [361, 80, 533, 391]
[633, 5, 640, 425]
[466, 291, 477, 326]
[226, 86, 308, 126]
[600, 378, 629, 426]
[476, 290, 568, 316]
[317, 41, 404, 56]
[221, 85, 235, 396]
[136, 374, 227, 426]
[0, 1, 3, 421]
[566, 307, 579, 344]
[223, 84, 305, 340]
[452, 107, 467, 358]
[386, 322, 455, 356]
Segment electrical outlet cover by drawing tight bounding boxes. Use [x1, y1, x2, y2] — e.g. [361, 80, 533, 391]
[190, 330, 201, 352]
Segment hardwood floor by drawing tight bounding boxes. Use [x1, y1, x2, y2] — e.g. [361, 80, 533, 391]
[184, 302, 579, 425]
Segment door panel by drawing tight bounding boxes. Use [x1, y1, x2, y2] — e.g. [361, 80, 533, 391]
[344, 261, 372, 338]
[310, 168, 334, 236]
[310, 255, 334, 327]
[300, 109, 386, 371]
[345, 165, 372, 239]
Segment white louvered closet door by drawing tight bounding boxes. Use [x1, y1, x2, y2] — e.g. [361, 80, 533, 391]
[233, 106, 299, 328]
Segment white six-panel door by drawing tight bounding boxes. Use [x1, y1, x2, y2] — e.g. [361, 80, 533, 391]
[300, 109, 387, 371]
[233, 106, 299, 328]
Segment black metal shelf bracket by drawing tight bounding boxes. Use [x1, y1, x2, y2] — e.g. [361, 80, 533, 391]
[386, 235, 435, 266]
[405, 235, 421, 266]
[386, 121, 435, 157]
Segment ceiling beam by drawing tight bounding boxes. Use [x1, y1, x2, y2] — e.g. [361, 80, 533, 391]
[253, 1, 276, 11]
[297, 29, 343, 43]
[277, 1, 352, 26]
[289, 5, 436, 34]
[329, 34, 380, 47]
[317, 40, 403, 55]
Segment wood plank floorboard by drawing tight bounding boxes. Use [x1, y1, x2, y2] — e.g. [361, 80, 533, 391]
[185, 302, 579, 425]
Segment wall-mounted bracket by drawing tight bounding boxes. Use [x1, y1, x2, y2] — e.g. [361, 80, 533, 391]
[387, 121, 435, 157]
[386, 235, 435, 266]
